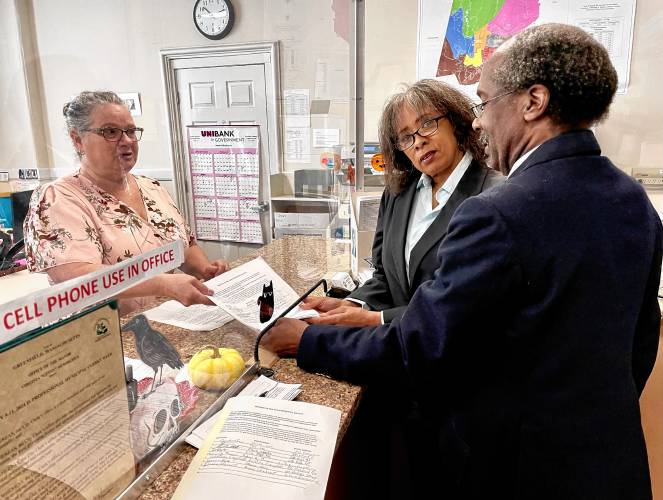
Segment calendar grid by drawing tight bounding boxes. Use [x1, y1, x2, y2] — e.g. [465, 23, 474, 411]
[187, 126, 264, 244]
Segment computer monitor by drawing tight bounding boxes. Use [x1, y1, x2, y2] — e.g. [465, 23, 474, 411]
[11, 189, 33, 244]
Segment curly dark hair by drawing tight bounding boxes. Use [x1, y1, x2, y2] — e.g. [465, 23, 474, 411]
[492, 23, 617, 127]
[378, 79, 486, 194]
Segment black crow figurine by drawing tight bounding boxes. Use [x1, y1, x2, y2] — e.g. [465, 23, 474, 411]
[122, 315, 183, 395]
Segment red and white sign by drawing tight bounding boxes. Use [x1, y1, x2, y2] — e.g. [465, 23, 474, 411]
[0, 241, 184, 343]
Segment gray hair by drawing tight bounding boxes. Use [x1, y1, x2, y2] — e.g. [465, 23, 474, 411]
[492, 23, 617, 127]
[63, 91, 127, 157]
[378, 79, 486, 193]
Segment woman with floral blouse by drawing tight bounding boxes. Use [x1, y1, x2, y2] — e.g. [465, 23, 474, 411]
[24, 90, 229, 314]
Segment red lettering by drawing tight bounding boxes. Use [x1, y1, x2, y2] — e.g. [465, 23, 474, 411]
[47, 295, 57, 312]
[14, 308, 25, 325]
[3, 312, 15, 330]
[24, 302, 42, 321]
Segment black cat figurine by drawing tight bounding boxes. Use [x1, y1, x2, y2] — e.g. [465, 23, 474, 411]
[257, 281, 274, 323]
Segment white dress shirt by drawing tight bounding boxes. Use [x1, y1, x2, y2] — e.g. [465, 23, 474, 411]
[508, 145, 540, 178]
[404, 152, 472, 280]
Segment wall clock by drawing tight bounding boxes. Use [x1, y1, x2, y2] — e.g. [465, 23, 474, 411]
[193, 0, 235, 40]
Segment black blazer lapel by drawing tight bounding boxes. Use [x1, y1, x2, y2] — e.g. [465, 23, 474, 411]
[391, 177, 419, 293]
[407, 162, 488, 287]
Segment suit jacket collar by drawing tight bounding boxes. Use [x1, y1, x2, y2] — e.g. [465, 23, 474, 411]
[391, 173, 419, 292]
[407, 160, 488, 288]
[508, 129, 601, 180]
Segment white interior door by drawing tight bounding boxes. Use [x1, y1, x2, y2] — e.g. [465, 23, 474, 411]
[175, 63, 272, 260]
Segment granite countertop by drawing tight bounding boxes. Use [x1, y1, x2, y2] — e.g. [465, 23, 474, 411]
[125, 236, 361, 499]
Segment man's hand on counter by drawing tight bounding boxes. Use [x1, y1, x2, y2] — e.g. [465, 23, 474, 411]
[263, 318, 308, 357]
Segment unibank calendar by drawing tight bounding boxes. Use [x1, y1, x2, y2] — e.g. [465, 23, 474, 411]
[187, 126, 264, 244]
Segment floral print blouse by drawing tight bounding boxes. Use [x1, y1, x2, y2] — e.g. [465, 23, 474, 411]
[24, 173, 194, 273]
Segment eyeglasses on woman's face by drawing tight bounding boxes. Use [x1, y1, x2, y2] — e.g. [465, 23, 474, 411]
[471, 90, 517, 119]
[395, 115, 446, 151]
[83, 126, 144, 142]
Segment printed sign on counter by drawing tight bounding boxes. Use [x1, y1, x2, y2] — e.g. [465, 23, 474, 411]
[0, 241, 184, 343]
[0, 303, 134, 499]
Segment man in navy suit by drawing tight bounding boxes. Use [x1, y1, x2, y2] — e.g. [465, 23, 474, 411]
[265, 23, 661, 500]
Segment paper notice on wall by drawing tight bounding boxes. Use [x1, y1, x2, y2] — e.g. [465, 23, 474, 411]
[571, 0, 636, 94]
[285, 127, 311, 163]
[312, 129, 340, 148]
[314, 59, 330, 99]
[284, 89, 310, 128]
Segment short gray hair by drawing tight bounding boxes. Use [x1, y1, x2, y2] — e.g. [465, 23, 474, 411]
[493, 23, 617, 127]
[63, 90, 127, 134]
[63, 91, 127, 159]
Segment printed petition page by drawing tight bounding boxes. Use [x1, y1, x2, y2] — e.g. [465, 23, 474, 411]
[172, 396, 341, 500]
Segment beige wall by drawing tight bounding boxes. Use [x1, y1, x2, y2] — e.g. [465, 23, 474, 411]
[595, 0, 663, 175]
[0, 1, 38, 173]
[364, 0, 418, 144]
[0, 0, 350, 179]
[1, 0, 661, 180]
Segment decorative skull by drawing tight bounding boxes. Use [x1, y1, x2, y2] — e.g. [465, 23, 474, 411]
[129, 378, 182, 461]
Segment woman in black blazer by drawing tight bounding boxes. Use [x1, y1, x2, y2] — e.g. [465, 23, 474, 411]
[305, 79, 503, 326]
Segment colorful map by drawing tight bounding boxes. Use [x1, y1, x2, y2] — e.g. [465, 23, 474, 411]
[437, 0, 540, 85]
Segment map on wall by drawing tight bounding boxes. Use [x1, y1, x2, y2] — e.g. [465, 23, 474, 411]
[417, 0, 636, 95]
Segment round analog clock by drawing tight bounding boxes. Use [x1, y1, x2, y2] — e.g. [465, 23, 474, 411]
[193, 0, 235, 40]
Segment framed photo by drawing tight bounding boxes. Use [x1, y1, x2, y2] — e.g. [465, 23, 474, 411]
[118, 92, 142, 116]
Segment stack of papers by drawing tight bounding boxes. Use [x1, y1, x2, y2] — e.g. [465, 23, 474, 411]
[185, 376, 302, 449]
[143, 301, 232, 331]
[143, 257, 318, 332]
[174, 396, 341, 500]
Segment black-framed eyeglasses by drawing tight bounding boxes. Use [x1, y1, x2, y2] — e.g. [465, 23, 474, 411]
[84, 127, 144, 142]
[471, 90, 517, 119]
[395, 115, 446, 151]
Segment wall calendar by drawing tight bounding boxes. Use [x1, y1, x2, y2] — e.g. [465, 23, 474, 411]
[187, 126, 264, 244]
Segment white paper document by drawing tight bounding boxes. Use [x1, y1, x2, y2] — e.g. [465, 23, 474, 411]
[174, 396, 341, 500]
[285, 127, 311, 163]
[185, 376, 302, 449]
[312, 128, 340, 148]
[143, 300, 233, 331]
[284, 89, 311, 128]
[205, 257, 318, 331]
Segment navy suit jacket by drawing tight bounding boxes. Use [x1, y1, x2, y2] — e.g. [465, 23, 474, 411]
[349, 161, 503, 322]
[298, 130, 662, 499]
